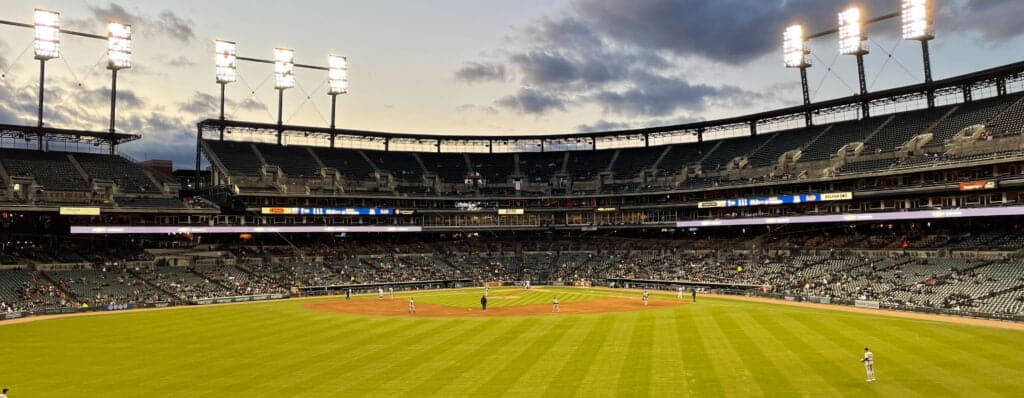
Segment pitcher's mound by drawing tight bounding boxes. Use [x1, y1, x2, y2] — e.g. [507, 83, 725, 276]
[305, 297, 687, 317]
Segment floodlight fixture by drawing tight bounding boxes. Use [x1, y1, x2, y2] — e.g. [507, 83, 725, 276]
[783, 24, 809, 68]
[328, 55, 348, 95]
[33, 9, 60, 60]
[274, 48, 295, 89]
[107, 22, 132, 70]
[901, 0, 933, 41]
[215, 40, 238, 84]
[838, 7, 867, 55]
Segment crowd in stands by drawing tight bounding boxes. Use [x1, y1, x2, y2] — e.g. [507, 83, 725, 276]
[1, 230, 1023, 318]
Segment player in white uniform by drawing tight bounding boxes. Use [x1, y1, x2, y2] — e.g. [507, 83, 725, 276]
[378, 287, 384, 300]
[861, 347, 876, 382]
[642, 289, 650, 306]
[389, 287, 394, 298]
[485, 285, 490, 297]
[677, 287, 684, 299]
[552, 297, 559, 312]
[408, 298, 416, 315]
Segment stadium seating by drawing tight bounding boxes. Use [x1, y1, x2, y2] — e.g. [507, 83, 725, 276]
[0, 149, 89, 191]
[364, 150, 424, 183]
[864, 107, 950, 152]
[566, 149, 615, 181]
[469, 153, 516, 184]
[800, 117, 888, 161]
[700, 134, 773, 171]
[657, 141, 718, 175]
[313, 147, 377, 181]
[255, 143, 321, 178]
[204, 140, 263, 176]
[418, 152, 469, 183]
[611, 147, 662, 178]
[929, 95, 1017, 143]
[747, 126, 824, 167]
[518, 152, 565, 183]
[74, 152, 159, 193]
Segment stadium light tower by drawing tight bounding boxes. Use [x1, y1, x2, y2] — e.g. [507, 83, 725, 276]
[838, 6, 871, 118]
[902, 0, 935, 107]
[327, 55, 348, 147]
[215, 40, 238, 140]
[783, 24, 812, 126]
[33, 8, 60, 150]
[107, 22, 131, 155]
[273, 48, 295, 145]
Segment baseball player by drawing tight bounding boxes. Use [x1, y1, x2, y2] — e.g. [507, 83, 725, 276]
[861, 347, 876, 382]
[408, 298, 416, 315]
[481, 295, 488, 311]
[642, 289, 650, 306]
[378, 287, 384, 300]
[677, 287, 683, 300]
[552, 296, 559, 313]
[485, 285, 490, 297]
[345, 288, 351, 300]
[389, 287, 394, 298]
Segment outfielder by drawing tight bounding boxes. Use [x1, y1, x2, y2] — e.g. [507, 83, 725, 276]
[861, 347, 876, 382]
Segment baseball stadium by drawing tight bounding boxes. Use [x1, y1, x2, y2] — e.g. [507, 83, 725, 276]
[1, 1, 1024, 397]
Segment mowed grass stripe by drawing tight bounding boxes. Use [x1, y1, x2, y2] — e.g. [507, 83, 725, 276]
[298, 318, 460, 396]
[734, 309, 844, 397]
[574, 312, 636, 397]
[431, 319, 552, 396]
[649, 308, 687, 395]
[262, 317, 435, 396]
[541, 315, 616, 398]
[672, 307, 722, 396]
[779, 310, 920, 398]
[340, 319, 483, 394]
[883, 317, 1024, 381]
[692, 307, 763, 396]
[502, 316, 598, 396]
[404, 318, 539, 397]
[617, 310, 656, 397]
[799, 312, 959, 396]
[715, 310, 800, 396]
[835, 315, 1006, 397]
[471, 316, 581, 396]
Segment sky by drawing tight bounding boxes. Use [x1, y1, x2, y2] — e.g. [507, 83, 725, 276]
[1, 0, 1024, 168]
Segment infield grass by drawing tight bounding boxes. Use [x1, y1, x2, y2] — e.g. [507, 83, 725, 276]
[1, 287, 1021, 397]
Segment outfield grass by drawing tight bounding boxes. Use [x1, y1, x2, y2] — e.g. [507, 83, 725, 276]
[0, 287, 1021, 397]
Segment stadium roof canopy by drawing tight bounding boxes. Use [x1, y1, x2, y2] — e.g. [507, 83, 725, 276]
[199, 59, 1024, 151]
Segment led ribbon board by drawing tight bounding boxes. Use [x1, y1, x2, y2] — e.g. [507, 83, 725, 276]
[698, 192, 852, 209]
[71, 226, 421, 234]
[260, 207, 394, 215]
[678, 205, 1024, 228]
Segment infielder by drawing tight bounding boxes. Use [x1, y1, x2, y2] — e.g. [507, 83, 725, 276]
[345, 288, 352, 300]
[389, 287, 394, 298]
[677, 287, 683, 300]
[378, 287, 384, 300]
[408, 298, 416, 315]
[552, 297, 559, 312]
[642, 289, 650, 306]
[861, 347, 876, 382]
[485, 285, 490, 297]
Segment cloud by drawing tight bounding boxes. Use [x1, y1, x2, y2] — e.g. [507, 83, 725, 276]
[575, 119, 630, 132]
[177, 91, 264, 118]
[941, 0, 1024, 42]
[164, 56, 197, 68]
[454, 62, 507, 83]
[455, 104, 499, 114]
[68, 3, 196, 43]
[494, 87, 568, 115]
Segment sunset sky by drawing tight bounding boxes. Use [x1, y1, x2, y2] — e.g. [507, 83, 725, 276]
[2, 0, 1023, 167]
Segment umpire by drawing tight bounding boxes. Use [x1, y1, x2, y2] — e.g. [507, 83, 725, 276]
[481, 295, 488, 311]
